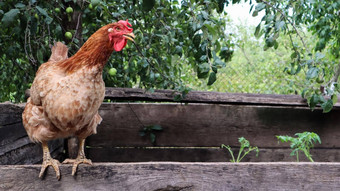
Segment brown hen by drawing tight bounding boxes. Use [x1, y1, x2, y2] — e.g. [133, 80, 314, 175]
[22, 20, 134, 180]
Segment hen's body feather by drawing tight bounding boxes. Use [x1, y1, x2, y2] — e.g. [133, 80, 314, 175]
[23, 42, 104, 143]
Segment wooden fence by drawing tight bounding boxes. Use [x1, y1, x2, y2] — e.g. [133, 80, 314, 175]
[2, 87, 340, 164]
[86, 88, 340, 163]
[1, 88, 340, 190]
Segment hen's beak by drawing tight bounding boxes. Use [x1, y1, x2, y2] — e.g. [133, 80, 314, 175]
[123, 33, 135, 42]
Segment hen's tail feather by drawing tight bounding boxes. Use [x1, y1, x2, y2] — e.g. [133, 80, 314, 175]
[49, 42, 68, 62]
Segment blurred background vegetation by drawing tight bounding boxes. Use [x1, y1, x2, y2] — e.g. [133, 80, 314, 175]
[1, 0, 340, 112]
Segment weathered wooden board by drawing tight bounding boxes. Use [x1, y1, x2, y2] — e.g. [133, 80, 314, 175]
[0, 103, 64, 165]
[89, 103, 340, 148]
[1, 162, 339, 191]
[87, 147, 340, 162]
[105, 87, 312, 106]
[28, 87, 340, 107]
[0, 138, 64, 165]
[0, 103, 26, 147]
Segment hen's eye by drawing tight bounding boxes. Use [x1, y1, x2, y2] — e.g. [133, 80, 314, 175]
[115, 27, 121, 31]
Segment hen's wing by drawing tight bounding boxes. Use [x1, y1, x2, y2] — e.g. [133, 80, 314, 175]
[22, 98, 58, 142]
[23, 42, 69, 142]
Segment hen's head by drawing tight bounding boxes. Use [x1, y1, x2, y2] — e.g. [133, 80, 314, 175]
[106, 20, 135, 51]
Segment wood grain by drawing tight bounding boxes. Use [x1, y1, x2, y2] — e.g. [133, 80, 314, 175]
[0, 138, 64, 165]
[0, 103, 26, 147]
[1, 162, 339, 191]
[28, 87, 340, 107]
[88, 103, 340, 148]
[0, 103, 64, 165]
[105, 87, 312, 106]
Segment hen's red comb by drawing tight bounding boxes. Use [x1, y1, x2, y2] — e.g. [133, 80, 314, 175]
[118, 20, 133, 32]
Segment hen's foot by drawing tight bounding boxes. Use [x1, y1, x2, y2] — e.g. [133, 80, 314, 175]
[39, 156, 61, 180]
[62, 157, 92, 176]
[40, 141, 61, 180]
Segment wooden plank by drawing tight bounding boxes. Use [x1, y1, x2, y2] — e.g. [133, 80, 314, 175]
[88, 103, 340, 148]
[0, 102, 25, 125]
[105, 87, 313, 106]
[87, 147, 340, 162]
[0, 138, 64, 165]
[0, 122, 27, 147]
[28, 87, 340, 107]
[0, 102, 65, 165]
[1, 162, 339, 190]
[0, 103, 26, 147]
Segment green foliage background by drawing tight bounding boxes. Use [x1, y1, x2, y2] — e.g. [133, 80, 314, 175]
[0, 0, 233, 102]
[1, 0, 340, 113]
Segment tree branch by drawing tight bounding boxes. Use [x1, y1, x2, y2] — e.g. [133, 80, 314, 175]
[260, 0, 309, 53]
[236, 44, 253, 66]
[328, 61, 340, 85]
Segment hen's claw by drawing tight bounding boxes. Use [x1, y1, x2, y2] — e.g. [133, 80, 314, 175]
[39, 158, 61, 180]
[62, 158, 92, 176]
[62, 137, 92, 176]
[40, 141, 61, 180]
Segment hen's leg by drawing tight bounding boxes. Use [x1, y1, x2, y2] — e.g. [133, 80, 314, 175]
[62, 138, 92, 176]
[39, 141, 61, 180]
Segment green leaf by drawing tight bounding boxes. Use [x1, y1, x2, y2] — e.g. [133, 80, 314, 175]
[151, 125, 163, 131]
[291, 52, 297, 59]
[45, 16, 53, 24]
[219, 47, 233, 62]
[37, 50, 43, 63]
[239, 137, 250, 147]
[309, 94, 319, 110]
[265, 37, 275, 47]
[255, 3, 266, 12]
[1, 9, 20, 26]
[315, 52, 325, 60]
[197, 62, 210, 79]
[207, 72, 217, 86]
[321, 99, 333, 113]
[252, 10, 258, 17]
[174, 94, 182, 101]
[193, 34, 201, 48]
[331, 94, 337, 105]
[254, 24, 261, 38]
[274, 40, 279, 49]
[150, 133, 156, 143]
[306, 67, 319, 79]
[36, 6, 48, 17]
[36, 6, 53, 24]
[175, 45, 183, 57]
[139, 131, 146, 137]
[142, 0, 155, 12]
[203, 22, 216, 36]
[15, 3, 26, 9]
[275, 21, 285, 31]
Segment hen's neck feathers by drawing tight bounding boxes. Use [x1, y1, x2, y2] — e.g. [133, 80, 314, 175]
[57, 26, 115, 74]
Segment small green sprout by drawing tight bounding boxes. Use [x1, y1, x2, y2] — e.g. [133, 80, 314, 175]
[276, 132, 321, 162]
[139, 125, 163, 144]
[221, 137, 259, 162]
